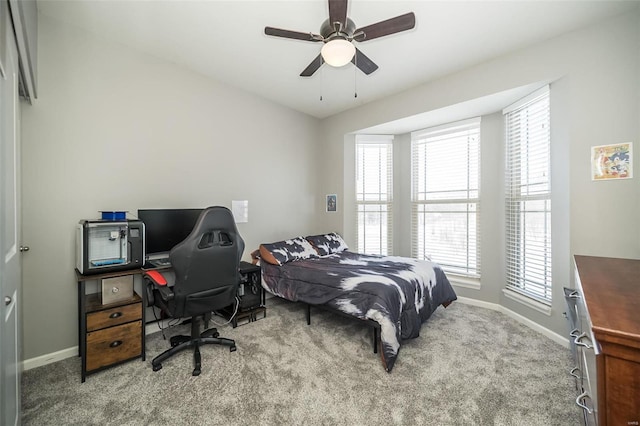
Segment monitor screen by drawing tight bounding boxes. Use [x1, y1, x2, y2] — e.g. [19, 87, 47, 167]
[137, 208, 203, 257]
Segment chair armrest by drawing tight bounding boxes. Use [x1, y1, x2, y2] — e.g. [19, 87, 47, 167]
[145, 270, 167, 285]
[155, 285, 174, 302]
[143, 270, 174, 305]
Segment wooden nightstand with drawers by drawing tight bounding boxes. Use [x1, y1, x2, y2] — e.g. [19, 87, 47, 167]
[76, 269, 146, 382]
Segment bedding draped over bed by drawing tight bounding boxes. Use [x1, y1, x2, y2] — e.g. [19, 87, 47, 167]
[260, 251, 457, 372]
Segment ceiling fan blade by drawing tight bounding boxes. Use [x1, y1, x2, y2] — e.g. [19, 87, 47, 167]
[300, 54, 324, 77]
[351, 48, 378, 75]
[265, 26, 322, 42]
[328, 0, 348, 30]
[354, 12, 416, 42]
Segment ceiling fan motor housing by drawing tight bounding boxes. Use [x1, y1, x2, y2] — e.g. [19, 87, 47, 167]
[320, 18, 356, 41]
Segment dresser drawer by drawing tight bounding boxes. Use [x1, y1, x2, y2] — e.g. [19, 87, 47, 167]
[86, 320, 142, 372]
[86, 302, 142, 332]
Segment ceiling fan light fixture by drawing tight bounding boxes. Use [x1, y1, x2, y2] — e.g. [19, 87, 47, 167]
[265, 1, 416, 77]
[321, 39, 355, 67]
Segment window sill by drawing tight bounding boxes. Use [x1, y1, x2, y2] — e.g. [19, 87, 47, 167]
[449, 275, 481, 290]
[502, 288, 552, 316]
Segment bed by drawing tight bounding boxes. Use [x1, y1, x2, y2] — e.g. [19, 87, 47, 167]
[257, 233, 458, 372]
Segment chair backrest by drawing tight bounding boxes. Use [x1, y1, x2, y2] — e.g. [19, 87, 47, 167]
[169, 206, 245, 317]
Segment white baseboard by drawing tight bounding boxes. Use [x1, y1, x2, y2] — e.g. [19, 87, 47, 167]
[22, 320, 172, 371]
[455, 296, 569, 348]
[144, 319, 173, 335]
[22, 346, 79, 371]
[22, 297, 569, 370]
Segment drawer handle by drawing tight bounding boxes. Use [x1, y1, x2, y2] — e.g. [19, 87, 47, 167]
[575, 391, 593, 414]
[569, 366, 581, 379]
[109, 340, 123, 348]
[568, 291, 580, 299]
[569, 328, 580, 338]
[109, 312, 123, 319]
[574, 333, 593, 349]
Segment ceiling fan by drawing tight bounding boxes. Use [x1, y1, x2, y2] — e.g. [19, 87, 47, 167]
[264, 0, 416, 77]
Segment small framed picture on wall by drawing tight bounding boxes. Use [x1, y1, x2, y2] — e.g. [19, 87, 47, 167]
[326, 194, 337, 212]
[591, 142, 633, 181]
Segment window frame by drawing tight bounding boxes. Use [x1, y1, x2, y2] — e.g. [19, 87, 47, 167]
[410, 117, 481, 280]
[355, 135, 394, 256]
[503, 86, 552, 306]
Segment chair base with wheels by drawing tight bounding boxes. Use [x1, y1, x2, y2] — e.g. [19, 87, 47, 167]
[151, 315, 236, 376]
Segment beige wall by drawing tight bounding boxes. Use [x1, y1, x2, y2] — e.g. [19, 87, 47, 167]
[20, 16, 321, 360]
[319, 9, 640, 337]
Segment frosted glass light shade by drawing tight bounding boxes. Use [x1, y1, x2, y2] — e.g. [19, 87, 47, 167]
[321, 39, 356, 67]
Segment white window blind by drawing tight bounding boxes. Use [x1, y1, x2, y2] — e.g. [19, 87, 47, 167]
[411, 118, 481, 278]
[504, 86, 552, 304]
[356, 135, 393, 255]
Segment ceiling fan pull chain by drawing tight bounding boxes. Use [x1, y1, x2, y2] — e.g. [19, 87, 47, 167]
[320, 62, 324, 101]
[354, 52, 358, 98]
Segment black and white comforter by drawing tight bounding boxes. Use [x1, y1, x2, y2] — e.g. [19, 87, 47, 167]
[261, 251, 457, 372]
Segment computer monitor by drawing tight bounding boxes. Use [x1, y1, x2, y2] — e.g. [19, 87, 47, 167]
[137, 208, 203, 258]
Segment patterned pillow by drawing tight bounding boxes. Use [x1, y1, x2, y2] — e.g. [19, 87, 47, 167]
[305, 233, 348, 256]
[259, 237, 319, 265]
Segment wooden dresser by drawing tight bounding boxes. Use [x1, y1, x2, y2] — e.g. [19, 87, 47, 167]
[572, 255, 640, 425]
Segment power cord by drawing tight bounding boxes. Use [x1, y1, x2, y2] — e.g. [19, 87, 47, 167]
[152, 307, 186, 340]
[209, 296, 241, 327]
[152, 294, 241, 339]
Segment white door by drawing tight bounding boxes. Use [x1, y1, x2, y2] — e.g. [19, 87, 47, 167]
[1, 1, 22, 424]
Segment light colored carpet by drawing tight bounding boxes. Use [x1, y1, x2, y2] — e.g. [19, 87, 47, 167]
[22, 298, 581, 425]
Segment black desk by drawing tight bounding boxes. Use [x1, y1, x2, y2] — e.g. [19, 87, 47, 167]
[143, 261, 266, 328]
[75, 262, 266, 381]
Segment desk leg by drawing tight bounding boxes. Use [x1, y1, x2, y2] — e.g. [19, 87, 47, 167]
[77, 280, 82, 358]
[78, 280, 86, 383]
[141, 284, 146, 361]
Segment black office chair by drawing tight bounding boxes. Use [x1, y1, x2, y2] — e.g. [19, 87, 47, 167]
[144, 206, 244, 376]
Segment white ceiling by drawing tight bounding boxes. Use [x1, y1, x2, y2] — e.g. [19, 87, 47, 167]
[38, 0, 637, 120]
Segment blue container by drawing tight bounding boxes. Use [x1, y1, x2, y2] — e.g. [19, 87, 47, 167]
[101, 211, 126, 220]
